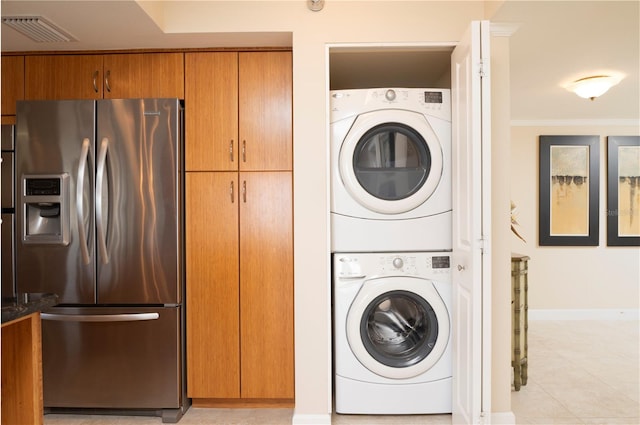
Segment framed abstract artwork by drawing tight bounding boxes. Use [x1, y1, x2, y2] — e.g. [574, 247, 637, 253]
[607, 136, 640, 246]
[539, 135, 599, 246]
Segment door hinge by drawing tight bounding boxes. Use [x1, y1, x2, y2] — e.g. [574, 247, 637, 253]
[478, 60, 486, 78]
[478, 238, 488, 253]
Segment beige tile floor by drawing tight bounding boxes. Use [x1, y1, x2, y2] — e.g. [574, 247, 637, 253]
[511, 320, 639, 425]
[43, 320, 639, 425]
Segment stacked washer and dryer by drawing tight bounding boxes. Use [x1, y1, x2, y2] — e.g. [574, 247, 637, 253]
[331, 88, 453, 415]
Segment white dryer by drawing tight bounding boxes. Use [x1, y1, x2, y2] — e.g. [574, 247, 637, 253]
[330, 88, 452, 253]
[333, 251, 452, 415]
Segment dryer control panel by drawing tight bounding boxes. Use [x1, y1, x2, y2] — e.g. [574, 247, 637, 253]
[330, 88, 451, 123]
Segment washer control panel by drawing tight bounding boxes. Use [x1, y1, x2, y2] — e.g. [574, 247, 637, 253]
[380, 255, 417, 275]
[335, 256, 364, 278]
[334, 252, 451, 281]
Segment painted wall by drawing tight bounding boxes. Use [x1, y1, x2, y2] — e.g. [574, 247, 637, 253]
[153, 1, 510, 421]
[510, 125, 640, 316]
[491, 33, 513, 416]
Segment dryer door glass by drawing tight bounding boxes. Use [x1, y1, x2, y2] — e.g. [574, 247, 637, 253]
[360, 289, 438, 368]
[353, 123, 432, 201]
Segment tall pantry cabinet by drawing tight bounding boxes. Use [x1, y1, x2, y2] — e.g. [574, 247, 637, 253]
[185, 51, 294, 404]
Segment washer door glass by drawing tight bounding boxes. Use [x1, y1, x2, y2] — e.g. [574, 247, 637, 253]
[346, 276, 450, 379]
[361, 290, 438, 368]
[354, 123, 431, 201]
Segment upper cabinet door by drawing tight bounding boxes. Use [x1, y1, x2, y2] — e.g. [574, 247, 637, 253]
[1, 56, 24, 116]
[239, 52, 292, 171]
[185, 52, 239, 171]
[103, 53, 184, 99]
[25, 55, 104, 100]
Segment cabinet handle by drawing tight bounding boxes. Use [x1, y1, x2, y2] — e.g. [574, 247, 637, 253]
[105, 70, 112, 93]
[230, 140, 234, 162]
[230, 181, 235, 203]
[242, 180, 247, 203]
[242, 140, 246, 163]
[92, 70, 99, 93]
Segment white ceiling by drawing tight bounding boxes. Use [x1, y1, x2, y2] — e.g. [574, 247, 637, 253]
[492, 0, 639, 122]
[1, 1, 638, 122]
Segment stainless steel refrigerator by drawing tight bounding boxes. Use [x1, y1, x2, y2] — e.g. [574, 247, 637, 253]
[15, 98, 187, 422]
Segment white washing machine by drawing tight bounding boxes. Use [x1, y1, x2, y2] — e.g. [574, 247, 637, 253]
[333, 251, 452, 415]
[330, 88, 452, 253]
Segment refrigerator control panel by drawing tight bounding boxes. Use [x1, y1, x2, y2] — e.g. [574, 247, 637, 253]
[25, 177, 61, 196]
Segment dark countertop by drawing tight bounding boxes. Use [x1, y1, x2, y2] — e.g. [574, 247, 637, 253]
[1, 293, 59, 324]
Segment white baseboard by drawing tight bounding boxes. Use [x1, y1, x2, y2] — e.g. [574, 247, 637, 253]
[488, 411, 516, 424]
[529, 309, 639, 321]
[291, 413, 332, 425]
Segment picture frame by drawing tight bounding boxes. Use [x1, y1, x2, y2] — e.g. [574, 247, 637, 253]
[539, 135, 599, 246]
[607, 136, 640, 246]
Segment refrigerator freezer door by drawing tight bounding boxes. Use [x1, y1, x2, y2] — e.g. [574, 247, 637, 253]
[15, 100, 96, 304]
[41, 306, 182, 409]
[96, 99, 182, 305]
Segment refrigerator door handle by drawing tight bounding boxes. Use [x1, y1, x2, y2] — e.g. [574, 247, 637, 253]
[76, 138, 91, 265]
[96, 137, 109, 264]
[41, 312, 160, 322]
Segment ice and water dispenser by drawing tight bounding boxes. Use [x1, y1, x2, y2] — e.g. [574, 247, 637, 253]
[22, 174, 70, 245]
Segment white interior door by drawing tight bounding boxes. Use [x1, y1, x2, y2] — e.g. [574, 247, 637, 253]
[451, 20, 492, 425]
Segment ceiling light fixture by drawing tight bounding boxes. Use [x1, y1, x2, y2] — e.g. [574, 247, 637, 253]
[567, 75, 622, 100]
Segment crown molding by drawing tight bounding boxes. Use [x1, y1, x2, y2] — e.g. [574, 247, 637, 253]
[490, 22, 521, 37]
[510, 119, 640, 127]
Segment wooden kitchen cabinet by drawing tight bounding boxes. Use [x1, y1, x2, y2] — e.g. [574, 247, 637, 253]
[186, 172, 240, 399]
[185, 48, 293, 404]
[238, 52, 292, 171]
[186, 171, 293, 403]
[185, 51, 292, 172]
[185, 52, 238, 171]
[25, 52, 183, 100]
[239, 172, 294, 400]
[1, 313, 44, 425]
[25, 55, 105, 99]
[102, 53, 184, 99]
[1, 55, 24, 116]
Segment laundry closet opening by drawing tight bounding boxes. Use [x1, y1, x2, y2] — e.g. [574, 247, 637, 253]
[328, 44, 457, 416]
[329, 46, 454, 90]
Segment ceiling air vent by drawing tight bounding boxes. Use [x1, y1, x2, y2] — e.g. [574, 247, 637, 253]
[2, 16, 76, 42]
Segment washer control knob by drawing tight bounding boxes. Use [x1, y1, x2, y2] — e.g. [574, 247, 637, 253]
[392, 257, 404, 269]
[385, 89, 396, 101]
